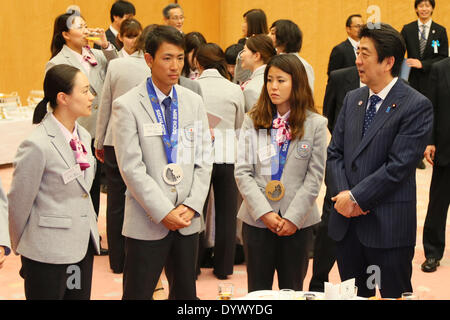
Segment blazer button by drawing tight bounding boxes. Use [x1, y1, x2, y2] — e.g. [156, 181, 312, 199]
[93, 105, 98, 110]
[82, 193, 89, 198]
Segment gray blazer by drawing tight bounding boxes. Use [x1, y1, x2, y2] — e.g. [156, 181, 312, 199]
[196, 69, 245, 163]
[0, 178, 10, 253]
[46, 45, 117, 138]
[111, 82, 213, 241]
[291, 53, 315, 94]
[95, 52, 203, 149]
[234, 112, 328, 230]
[8, 113, 100, 264]
[243, 65, 266, 113]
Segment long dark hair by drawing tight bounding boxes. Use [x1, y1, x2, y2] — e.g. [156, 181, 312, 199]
[243, 9, 268, 37]
[33, 64, 81, 124]
[195, 43, 230, 80]
[50, 11, 84, 58]
[249, 54, 316, 141]
[182, 31, 207, 77]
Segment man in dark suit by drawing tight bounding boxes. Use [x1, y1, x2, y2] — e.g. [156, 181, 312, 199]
[309, 66, 360, 292]
[327, 15, 364, 76]
[401, 0, 447, 169]
[327, 23, 433, 298]
[95, 1, 136, 50]
[421, 57, 450, 273]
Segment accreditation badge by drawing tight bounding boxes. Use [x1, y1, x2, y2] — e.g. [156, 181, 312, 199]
[265, 180, 285, 202]
[162, 163, 184, 186]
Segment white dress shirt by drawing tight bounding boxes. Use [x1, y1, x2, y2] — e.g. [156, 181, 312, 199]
[367, 77, 399, 112]
[152, 79, 174, 122]
[348, 37, 360, 58]
[65, 45, 92, 76]
[418, 19, 432, 40]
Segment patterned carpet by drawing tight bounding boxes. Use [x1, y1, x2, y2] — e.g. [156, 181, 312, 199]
[0, 161, 449, 300]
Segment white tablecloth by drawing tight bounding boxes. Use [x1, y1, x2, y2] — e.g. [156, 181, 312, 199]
[0, 112, 35, 165]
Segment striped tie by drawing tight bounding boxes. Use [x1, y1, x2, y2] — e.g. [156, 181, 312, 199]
[419, 25, 427, 58]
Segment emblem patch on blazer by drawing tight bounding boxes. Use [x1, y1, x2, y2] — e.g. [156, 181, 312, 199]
[296, 142, 311, 159]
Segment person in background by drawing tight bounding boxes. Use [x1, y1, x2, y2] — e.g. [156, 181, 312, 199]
[9, 64, 100, 299]
[327, 14, 364, 75]
[46, 13, 117, 245]
[225, 43, 244, 83]
[421, 57, 450, 273]
[269, 19, 315, 93]
[163, 3, 185, 33]
[240, 34, 276, 112]
[96, 0, 136, 50]
[400, 0, 447, 170]
[116, 18, 142, 58]
[235, 54, 327, 292]
[0, 178, 11, 270]
[182, 32, 207, 80]
[195, 43, 245, 280]
[235, 9, 269, 84]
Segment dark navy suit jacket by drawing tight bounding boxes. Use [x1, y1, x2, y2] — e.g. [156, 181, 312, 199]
[327, 79, 433, 249]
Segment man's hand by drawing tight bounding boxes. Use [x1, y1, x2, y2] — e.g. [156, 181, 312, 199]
[332, 191, 356, 218]
[162, 206, 191, 231]
[406, 58, 423, 69]
[178, 205, 196, 223]
[424, 145, 436, 166]
[261, 212, 285, 234]
[276, 218, 297, 237]
[95, 148, 105, 163]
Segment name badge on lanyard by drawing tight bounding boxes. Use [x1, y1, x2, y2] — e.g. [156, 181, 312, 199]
[146, 78, 184, 185]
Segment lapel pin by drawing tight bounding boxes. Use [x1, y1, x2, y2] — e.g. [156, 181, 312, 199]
[358, 100, 363, 106]
[392, 104, 397, 108]
[432, 29, 436, 34]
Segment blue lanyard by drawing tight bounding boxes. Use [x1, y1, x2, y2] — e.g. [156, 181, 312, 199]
[146, 78, 179, 163]
[270, 128, 291, 181]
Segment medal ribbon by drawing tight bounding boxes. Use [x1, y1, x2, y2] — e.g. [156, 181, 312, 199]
[270, 128, 291, 181]
[146, 78, 179, 163]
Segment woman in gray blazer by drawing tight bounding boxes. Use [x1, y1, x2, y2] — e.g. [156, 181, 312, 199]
[234, 54, 328, 292]
[46, 12, 117, 218]
[116, 18, 142, 58]
[240, 35, 276, 113]
[195, 43, 245, 279]
[8, 65, 100, 300]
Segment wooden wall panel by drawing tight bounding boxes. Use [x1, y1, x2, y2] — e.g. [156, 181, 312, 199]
[0, 0, 449, 110]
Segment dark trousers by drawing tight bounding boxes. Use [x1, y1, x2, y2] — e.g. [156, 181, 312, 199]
[19, 242, 95, 300]
[242, 222, 313, 293]
[423, 164, 450, 260]
[104, 146, 126, 272]
[90, 139, 101, 216]
[335, 220, 414, 299]
[122, 232, 199, 300]
[309, 187, 337, 292]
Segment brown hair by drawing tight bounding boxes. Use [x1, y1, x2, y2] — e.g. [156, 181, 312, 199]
[195, 43, 230, 80]
[116, 18, 142, 50]
[245, 34, 276, 64]
[249, 54, 317, 141]
[243, 9, 268, 37]
[135, 24, 158, 53]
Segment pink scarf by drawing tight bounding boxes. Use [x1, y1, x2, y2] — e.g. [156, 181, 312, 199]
[70, 137, 91, 170]
[272, 117, 292, 146]
[82, 46, 98, 66]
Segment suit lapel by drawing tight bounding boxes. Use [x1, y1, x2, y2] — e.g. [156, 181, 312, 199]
[351, 80, 406, 162]
[138, 82, 158, 123]
[410, 23, 421, 57]
[43, 115, 90, 193]
[353, 87, 370, 147]
[444, 59, 450, 91]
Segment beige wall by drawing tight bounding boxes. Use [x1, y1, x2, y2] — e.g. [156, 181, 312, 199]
[1, 0, 449, 110]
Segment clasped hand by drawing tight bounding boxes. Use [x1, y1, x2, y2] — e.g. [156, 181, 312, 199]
[261, 212, 297, 237]
[331, 190, 369, 218]
[162, 205, 196, 231]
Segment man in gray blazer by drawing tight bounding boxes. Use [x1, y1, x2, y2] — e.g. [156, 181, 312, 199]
[0, 178, 11, 269]
[111, 25, 212, 300]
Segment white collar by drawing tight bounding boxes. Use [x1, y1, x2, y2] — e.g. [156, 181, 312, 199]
[348, 37, 360, 50]
[151, 78, 174, 105]
[50, 113, 79, 143]
[64, 44, 83, 59]
[418, 19, 432, 28]
[369, 77, 398, 101]
[109, 25, 119, 37]
[199, 68, 223, 78]
[277, 109, 291, 121]
[120, 48, 130, 58]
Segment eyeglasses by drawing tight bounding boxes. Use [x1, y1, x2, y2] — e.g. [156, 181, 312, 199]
[169, 15, 185, 21]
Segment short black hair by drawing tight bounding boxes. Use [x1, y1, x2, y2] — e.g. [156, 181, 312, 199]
[346, 14, 362, 27]
[225, 43, 244, 65]
[163, 3, 182, 19]
[414, 0, 435, 9]
[145, 25, 185, 57]
[110, 1, 136, 23]
[359, 23, 406, 77]
[271, 19, 303, 53]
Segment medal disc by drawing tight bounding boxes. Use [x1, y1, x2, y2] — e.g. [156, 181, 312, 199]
[265, 180, 285, 201]
[163, 163, 184, 186]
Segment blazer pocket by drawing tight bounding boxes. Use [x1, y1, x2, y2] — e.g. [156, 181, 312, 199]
[295, 140, 312, 160]
[181, 123, 195, 148]
[38, 216, 72, 229]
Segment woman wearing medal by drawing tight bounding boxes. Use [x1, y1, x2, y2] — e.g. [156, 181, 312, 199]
[235, 54, 328, 292]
